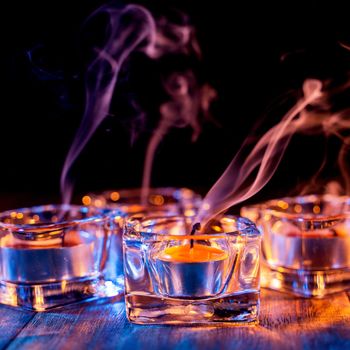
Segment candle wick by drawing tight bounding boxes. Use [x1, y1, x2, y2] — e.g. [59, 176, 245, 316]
[190, 222, 201, 249]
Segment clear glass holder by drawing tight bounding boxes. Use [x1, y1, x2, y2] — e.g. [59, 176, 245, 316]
[123, 214, 261, 325]
[0, 204, 119, 311]
[241, 194, 350, 297]
[84, 187, 201, 298]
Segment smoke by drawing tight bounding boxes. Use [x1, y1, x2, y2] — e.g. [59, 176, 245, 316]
[141, 71, 216, 202]
[60, 3, 215, 204]
[196, 79, 322, 224]
[196, 78, 350, 225]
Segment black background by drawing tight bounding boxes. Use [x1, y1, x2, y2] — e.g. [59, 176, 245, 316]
[0, 0, 349, 208]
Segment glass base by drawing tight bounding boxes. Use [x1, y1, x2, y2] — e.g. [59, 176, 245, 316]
[0, 277, 124, 311]
[262, 265, 350, 297]
[125, 291, 259, 325]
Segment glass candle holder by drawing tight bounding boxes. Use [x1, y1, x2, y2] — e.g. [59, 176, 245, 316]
[0, 204, 118, 311]
[123, 215, 261, 325]
[84, 188, 201, 296]
[241, 194, 350, 297]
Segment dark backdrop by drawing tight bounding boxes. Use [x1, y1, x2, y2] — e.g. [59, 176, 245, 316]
[0, 0, 349, 207]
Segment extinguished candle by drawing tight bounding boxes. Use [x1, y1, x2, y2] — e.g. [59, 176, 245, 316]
[0, 230, 96, 283]
[159, 222, 227, 263]
[154, 223, 230, 297]
[264, 220, 350, 269]
[159, 244, 228, 263]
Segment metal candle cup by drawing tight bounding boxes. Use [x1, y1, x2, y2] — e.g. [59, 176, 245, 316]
[154, 243, 228, 297]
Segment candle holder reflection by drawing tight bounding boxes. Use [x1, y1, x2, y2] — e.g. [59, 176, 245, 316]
[0, 204, 117, 311]
[84, 188, 201, 296]
[123, 215, 261, 325]
[241, 194, 350, 297]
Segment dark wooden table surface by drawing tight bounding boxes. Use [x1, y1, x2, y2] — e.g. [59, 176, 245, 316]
[0, 196, 349, 349]
[1, 288, 350, 350]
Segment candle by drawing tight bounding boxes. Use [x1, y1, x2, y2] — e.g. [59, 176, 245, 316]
[0, 204, 113, 311]
[159, 244, 228, 263]
[264, 220, 350, 269]
[155, 243, 229, 297]
[241, 195, 350, 297]
[3, 229, 86, 249]
[124, 214, 261, 324]
[153, 221, 231, 298]
[0, 230, 96, 283]
[83, 187, 202, 297]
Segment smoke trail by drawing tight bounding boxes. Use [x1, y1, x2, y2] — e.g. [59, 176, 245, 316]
[141, 72, 216, 202]
[196, 79, 324, 225]
[197, 77, 350, 225]
[60, 3, 214, 203]
[60, 4, 156, 203]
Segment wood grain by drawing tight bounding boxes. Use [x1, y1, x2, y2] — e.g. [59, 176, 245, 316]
[3, 289, 350, 350]
[0, 307, 34, 349]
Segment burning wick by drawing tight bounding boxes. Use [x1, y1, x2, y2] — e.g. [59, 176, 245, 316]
[190, 222, 201, 249]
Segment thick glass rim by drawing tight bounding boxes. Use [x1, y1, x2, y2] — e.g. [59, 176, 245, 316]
[125, 214, 261, 240]
[241, 194, 350, 227]
[0, 204, 111, 232]
[85, 187, 201, 206]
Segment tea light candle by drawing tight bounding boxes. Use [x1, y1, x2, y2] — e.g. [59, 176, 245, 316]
[159, 244, 228, 263]
[266, 220, 350, 269]
[84, 187, 202, 295]
[0, 229, 96, 283]
[159, 223, 227, 262]
[241, 195, 350, 297]
[124, 214, 261, 324]
[154, 223, 230, 298]
[155, 247, 229, 298]
[0, 204, 114, 311]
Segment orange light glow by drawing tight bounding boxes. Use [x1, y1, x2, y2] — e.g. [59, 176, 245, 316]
[159, 244, 228, 263]
[294, 204, 302, 213]
[313, 205, 321, 214]
[221, 217, 236, 224]
[94, 199, 103, 207]
[264, 214, 271, 221]
[277, 200, 289, 210]
[184, 209, 196, 217]
[16, 213, 24, 220]
[211, 225, 222, 233]
[110, 191, 120, 201]
[150, 195, 164, 206]
[82, 196, 91, 206]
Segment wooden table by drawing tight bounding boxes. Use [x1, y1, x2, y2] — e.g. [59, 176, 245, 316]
[1, 289, 350, 350]
[0, 196, 349, 349]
